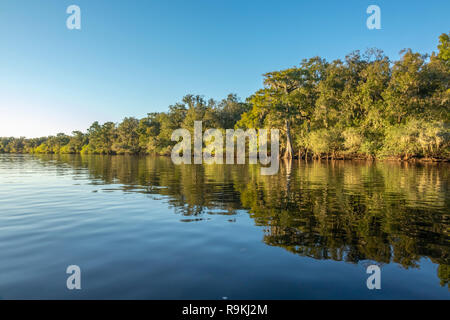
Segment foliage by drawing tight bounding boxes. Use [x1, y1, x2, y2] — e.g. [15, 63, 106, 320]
[1, 33, 449, 160]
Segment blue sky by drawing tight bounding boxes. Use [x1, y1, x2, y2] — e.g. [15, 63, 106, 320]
[0, 0, 448, 137]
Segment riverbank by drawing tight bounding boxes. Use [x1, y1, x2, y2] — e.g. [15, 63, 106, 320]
[1, 151, 449, 163]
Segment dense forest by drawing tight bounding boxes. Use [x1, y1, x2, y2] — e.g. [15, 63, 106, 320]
[1, 33, 449, 160]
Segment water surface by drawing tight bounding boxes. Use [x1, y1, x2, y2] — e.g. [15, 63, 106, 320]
[0, 154, 448, 299]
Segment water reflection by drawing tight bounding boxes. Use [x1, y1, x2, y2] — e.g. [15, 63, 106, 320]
[12, 154, 450, 290]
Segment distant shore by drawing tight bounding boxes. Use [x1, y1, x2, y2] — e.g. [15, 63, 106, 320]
[1, 152, 448, 163]
[2, 32, 449, 162]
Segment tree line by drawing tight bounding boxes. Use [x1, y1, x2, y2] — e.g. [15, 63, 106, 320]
[1, 33, 449, 160]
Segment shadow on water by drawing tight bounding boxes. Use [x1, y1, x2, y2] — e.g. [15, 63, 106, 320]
[10, 154, 450, 290]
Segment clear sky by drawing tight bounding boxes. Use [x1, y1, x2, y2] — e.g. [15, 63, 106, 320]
[0, 0, 448, 137]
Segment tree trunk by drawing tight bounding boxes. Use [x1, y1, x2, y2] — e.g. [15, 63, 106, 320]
[283, 119, 294, 159]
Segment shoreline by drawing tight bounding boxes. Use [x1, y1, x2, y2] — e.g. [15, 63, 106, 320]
[1, 152, 448, 163]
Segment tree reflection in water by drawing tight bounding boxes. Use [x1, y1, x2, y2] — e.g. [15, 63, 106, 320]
[32, 154, 450, 289]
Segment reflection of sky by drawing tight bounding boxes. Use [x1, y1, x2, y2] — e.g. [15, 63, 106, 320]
[0, 155, 448, 298]
[1, 0, 449, 137]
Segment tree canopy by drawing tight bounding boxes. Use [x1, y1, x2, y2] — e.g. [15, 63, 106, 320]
[1, 32, 449, 161]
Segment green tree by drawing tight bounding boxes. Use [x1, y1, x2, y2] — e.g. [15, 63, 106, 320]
[113, 117, 140, 154]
